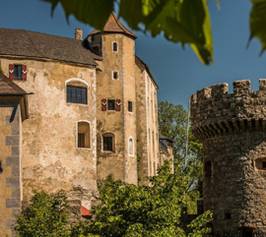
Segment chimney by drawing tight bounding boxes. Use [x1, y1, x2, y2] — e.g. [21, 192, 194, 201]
[75, 28, 83, 40]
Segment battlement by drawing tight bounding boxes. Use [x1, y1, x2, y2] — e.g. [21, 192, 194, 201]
[190, 79, 266, 139]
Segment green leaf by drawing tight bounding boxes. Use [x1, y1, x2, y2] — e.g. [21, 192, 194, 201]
[249, 0, 266, 54]
[44, 0, 213, 64]
[43, 0, 115, 30]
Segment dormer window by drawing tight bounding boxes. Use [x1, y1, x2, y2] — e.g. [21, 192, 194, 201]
[112, 71, 119, 80]
[112, 42, 118, 52]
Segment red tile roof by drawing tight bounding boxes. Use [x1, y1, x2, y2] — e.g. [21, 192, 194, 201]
[89, 13, 136, 39]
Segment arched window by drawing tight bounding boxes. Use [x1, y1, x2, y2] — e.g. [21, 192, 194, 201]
[112, 42, 118, 52]
[66, 79, 88, 104]
[103, 133, 115, 152]
[77, 121, 90, 148]
[128, 137, 134, 156]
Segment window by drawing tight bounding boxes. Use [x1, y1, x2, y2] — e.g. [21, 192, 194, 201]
[14, 65, 23, 80]
[128, 101, 133, 112]
[255, 158, 266, 170]
[128, 137, 134, 156]
[77, 122, 90, 148]
[103, 133, 115, 152]
[9, 64, 27, 80]
[112, 42, 118, 52]
[107, 99, 116, 110]
[67, 85, 87, 104]
[112, 71, 119, 80]
[204, 161, 212, 178]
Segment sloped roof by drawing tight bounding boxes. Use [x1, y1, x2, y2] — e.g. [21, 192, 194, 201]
[135, 56, 159, 89]
[0, 73, 28, 95]
[0, 28, 101, 67]
[89, 13, 136, 39]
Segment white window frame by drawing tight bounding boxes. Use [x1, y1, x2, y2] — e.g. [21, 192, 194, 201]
[128, 136, 134, 156]
[112, 71, 119, 80]
[65, 78, 89, 106]
[102, 133, 115, 153]
[76, 120, 91, 150]
[112, 41, 118, 53]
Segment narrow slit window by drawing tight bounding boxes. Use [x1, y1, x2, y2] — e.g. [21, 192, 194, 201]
[128, 101, 133, 112]
[112, 42, 118, 52]
[128, 137, 134, 156]
[112, 71, 119, 80]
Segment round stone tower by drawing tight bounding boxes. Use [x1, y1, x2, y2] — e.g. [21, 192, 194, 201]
[190, 80, 266, 237]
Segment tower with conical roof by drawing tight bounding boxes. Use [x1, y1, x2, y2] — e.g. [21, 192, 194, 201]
[88, 13, 138, 184]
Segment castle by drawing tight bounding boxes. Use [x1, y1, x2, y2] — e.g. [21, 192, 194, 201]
[191, 80, 266, 237]
[0, 14, 173, 236]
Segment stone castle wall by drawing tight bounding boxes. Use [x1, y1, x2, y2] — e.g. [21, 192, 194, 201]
[1, 58, 97, 203]
[0, 98, 22, 237]
[96, 33, 138, 184]
[190, 80, 266, 236]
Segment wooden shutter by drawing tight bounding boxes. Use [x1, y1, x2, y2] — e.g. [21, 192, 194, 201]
[115, 99, 121, 111]
[22, 65, 27, 81]
[9, 64, 14, 80]
[101, 99, 107, 111]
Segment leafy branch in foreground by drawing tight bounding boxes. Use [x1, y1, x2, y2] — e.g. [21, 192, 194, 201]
[44, 0, 266, 65]
[44, 0, 213, 65]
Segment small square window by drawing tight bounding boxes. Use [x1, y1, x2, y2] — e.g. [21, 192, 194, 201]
[108, 99, 116, 110]
[128, 101, 133, 112]
[224, 212, 231, 220]
[112, 71, 119, 80]
[112, 42, 118, 52]
[14, 65, 23, 80]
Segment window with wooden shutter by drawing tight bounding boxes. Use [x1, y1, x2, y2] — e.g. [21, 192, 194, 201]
[115, 99, 121, 111]
[22, 65, 27, 81]
[101, 99, 107, 111]
[9, 64, 14, 80]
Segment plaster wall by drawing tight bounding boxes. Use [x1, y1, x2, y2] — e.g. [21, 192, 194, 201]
[1, 58, 97, 202]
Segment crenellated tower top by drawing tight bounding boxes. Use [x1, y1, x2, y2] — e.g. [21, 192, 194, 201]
[190, 79, 266, 139]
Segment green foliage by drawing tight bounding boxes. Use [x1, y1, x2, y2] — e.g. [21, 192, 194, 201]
[249, 0, 266, 54]
[16, 191, 71, 237]
[44, 0, 213, 65]
[158, 101, 203, 212]
[79, 163, 212, 237]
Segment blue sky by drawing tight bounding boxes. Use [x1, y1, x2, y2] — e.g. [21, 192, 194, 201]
[0, 0, 265, 106]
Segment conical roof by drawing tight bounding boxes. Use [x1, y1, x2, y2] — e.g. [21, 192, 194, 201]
[89, 13, 136, 39]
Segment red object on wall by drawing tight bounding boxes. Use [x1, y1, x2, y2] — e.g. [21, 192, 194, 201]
[9, 64, 14, 80]
[22, 65, 27, 81]
[80, 206, 92, 218]
[115, 99, 121, 111]
[101, 99, 107, 111]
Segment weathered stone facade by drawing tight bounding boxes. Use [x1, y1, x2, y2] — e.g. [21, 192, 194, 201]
[190, 80, 266, 236]
[0, 98, 22, 237]
[0, 14, 172, 236]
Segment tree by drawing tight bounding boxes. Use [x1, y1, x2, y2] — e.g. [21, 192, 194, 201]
[16, 191, 71, 237]
[44, 0, 266, 65]
[158, 101, 203, 184]
[77, 163, 212, 237]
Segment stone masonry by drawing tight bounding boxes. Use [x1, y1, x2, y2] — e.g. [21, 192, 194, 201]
[0, 98, 22, 237]
[190, 80, 266, 237]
